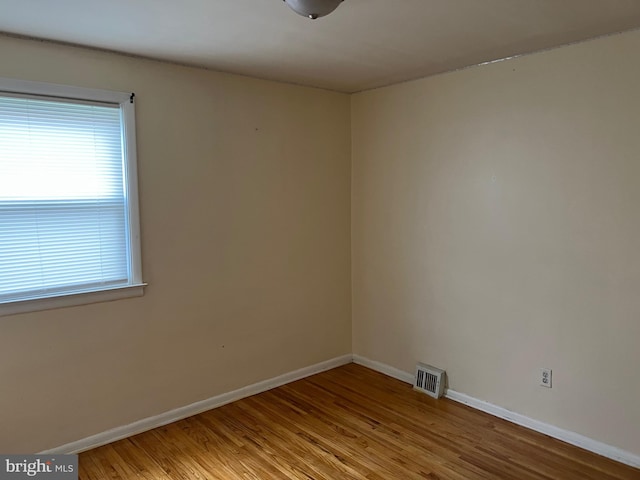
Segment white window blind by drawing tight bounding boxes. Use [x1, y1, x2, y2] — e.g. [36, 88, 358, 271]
[0, 85, 142, 309]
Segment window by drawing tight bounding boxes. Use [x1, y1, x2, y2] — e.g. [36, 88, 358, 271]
[0, 78, 144, 316]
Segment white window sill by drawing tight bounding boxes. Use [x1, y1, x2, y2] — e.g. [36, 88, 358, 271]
[0, 284, 147, 317]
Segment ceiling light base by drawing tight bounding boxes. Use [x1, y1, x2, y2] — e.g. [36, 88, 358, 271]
[283, 0, 344, 20]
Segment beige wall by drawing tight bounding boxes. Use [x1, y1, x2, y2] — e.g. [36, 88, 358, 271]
[352, 30, 640, 455]
[0, 36, 352, 453]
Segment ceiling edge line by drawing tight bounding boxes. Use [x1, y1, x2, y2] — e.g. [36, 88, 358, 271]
[2, 24, 639, 96]
[0, 30, 350, 94]
[353, 25, 640, 94]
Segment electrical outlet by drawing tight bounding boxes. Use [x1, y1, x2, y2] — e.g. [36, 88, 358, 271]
[540, 368, 552, 388]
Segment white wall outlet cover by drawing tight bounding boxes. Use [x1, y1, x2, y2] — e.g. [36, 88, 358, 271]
[540, 368, 552, 388]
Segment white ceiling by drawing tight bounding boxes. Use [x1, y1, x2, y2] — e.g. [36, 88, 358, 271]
[1, 0, 640, 93]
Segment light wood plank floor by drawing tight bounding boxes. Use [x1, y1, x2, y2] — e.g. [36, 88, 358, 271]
[79, 364, 639, 479]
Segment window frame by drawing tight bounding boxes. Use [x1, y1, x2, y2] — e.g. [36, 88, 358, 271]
[0, 77, 145, 316]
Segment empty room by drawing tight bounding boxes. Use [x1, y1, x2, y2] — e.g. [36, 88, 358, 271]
[0, 1, 639, 478]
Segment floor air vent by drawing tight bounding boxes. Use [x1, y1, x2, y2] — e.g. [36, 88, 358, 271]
[414, 363, 445, 399]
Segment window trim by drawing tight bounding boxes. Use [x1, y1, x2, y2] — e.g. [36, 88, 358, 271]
[0, 77, 145, 316]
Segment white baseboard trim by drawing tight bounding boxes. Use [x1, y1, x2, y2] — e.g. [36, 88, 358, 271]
[444, 390, 640, 469]
[40, 354, 353, 455]
[352, 355, 640, 469]
[352, 354, 414, 384]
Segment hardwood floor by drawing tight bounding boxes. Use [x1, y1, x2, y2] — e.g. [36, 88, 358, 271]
[79, 364, 639, 479]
